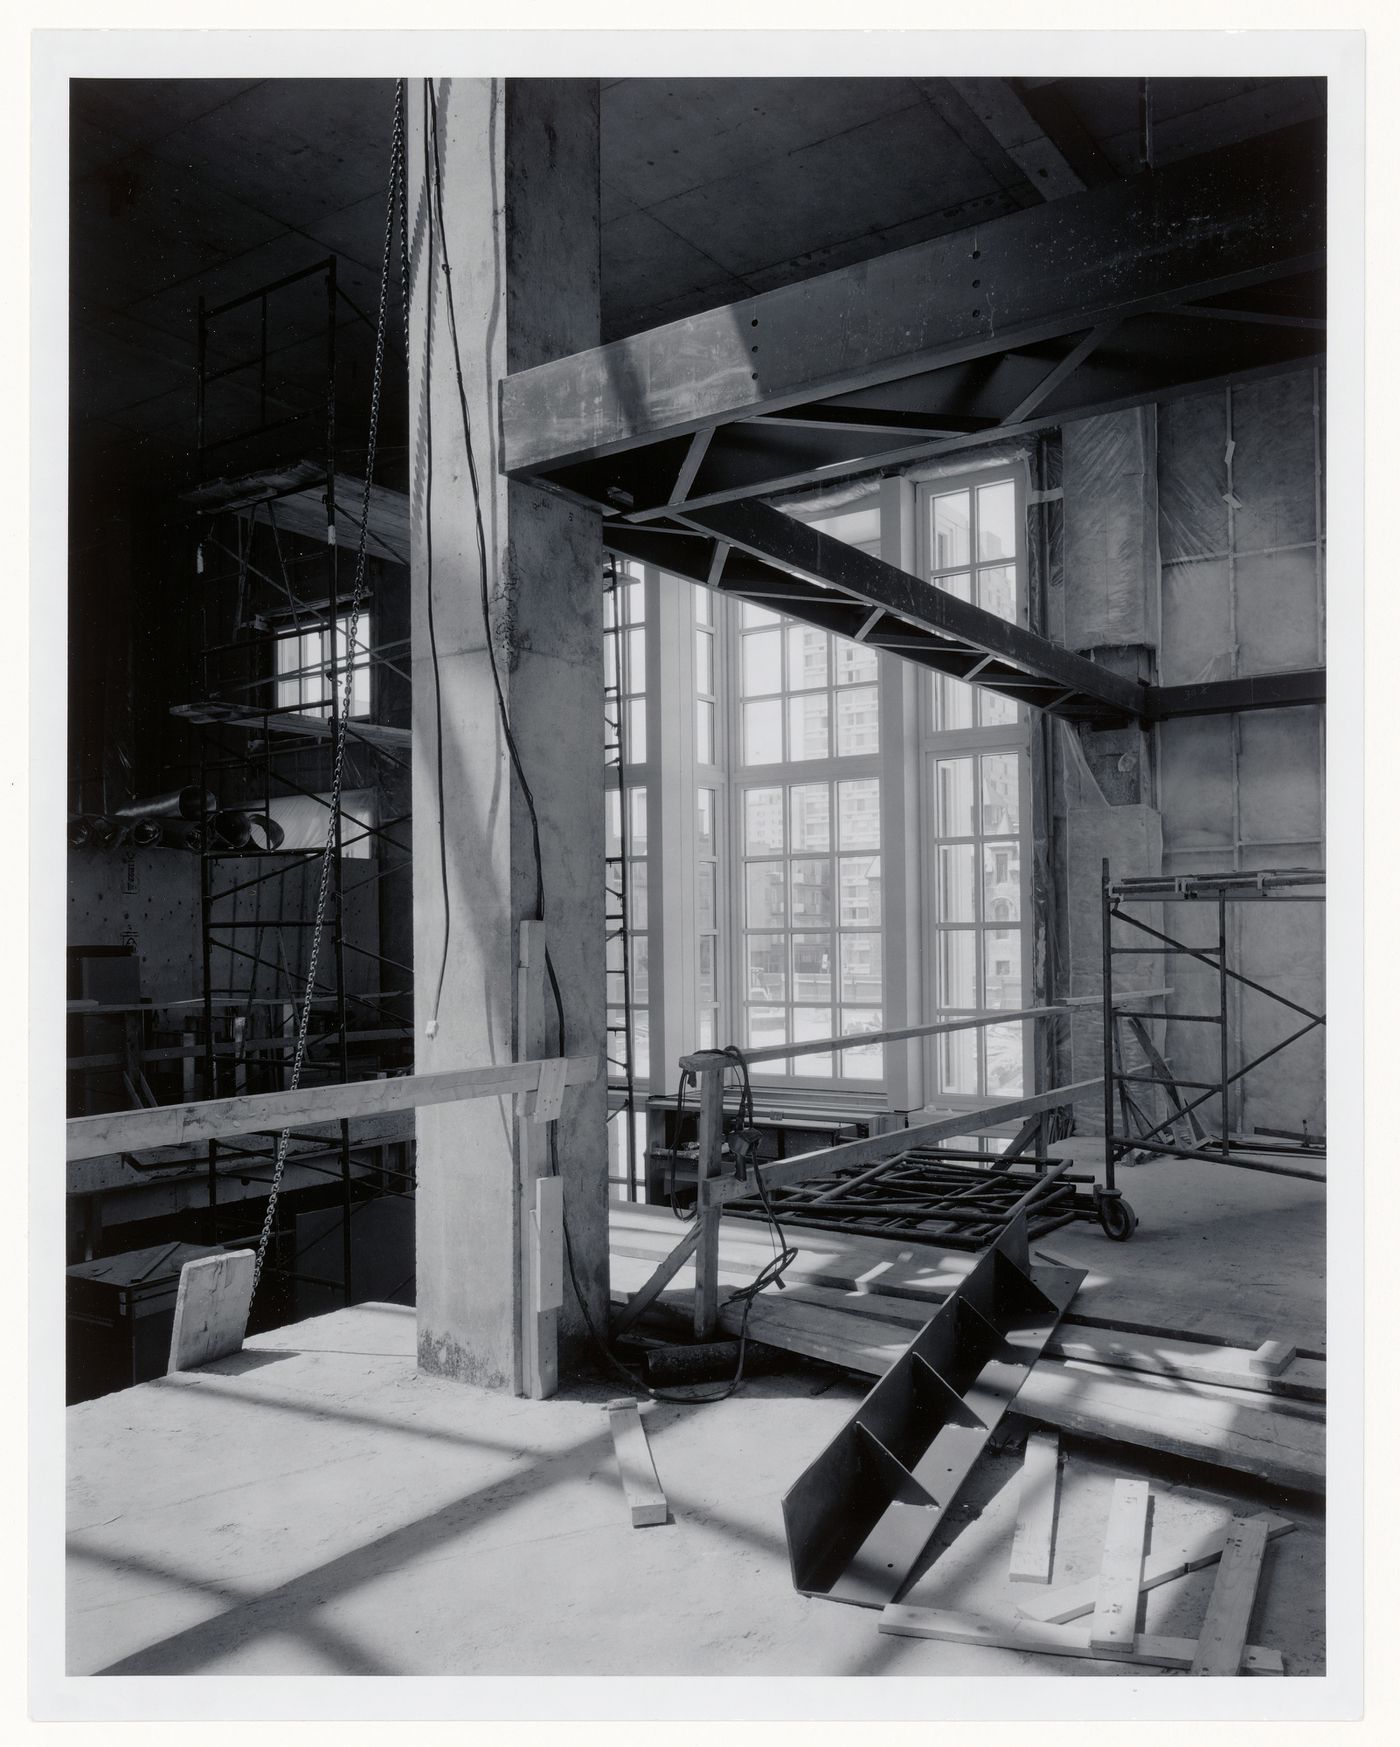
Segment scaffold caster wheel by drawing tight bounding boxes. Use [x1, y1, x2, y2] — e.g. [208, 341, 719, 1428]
[1098, 1195, 1138, 1242]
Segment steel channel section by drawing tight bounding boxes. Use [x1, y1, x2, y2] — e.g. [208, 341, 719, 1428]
[781, 1213, 1084, 1606]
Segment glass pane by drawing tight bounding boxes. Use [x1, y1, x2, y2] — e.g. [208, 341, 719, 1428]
[791, 932, 832, 1002]
[792, 1006, 832, 1078]
[607, 971, 627, 1004]
[983, 843, 1020, 922]
[838, 854, 882, 926]
[698, 935, 716, 1004]
[741, 601, 780, 628]
[789, 783, 830, 852]
[696, 698, 715, 765]
[744, 787, 784, 854]
[933, 490, 971, 570]
[625, 574, 644, 623]
[632, 935, 649, 1003]
[742, 699, 782, 764]
[840, 1008, 884, 1081]
[935, 674, 977, 732]
[602, 584, 617, 630]
[787, 625, 829, 690]
[939, 843, 976, 923]
[746, 933, 787, 1002]
[834, 635, 878, 686]
[606, 933, 624, 973]
[627, 698, 646, 764]
[977, 563, 1016, 623]
[840, 932, 882, 1002]
[697, 1009, 716, 1049]
[604, 789, 621, 857]
[697, 862, 715, 932]
[696, 787, 715, 855]
[937, 930, 978, 1009]
[788, 692, 829, 761]
[626, 626, 645, 689]
[810, 504, 881, 547]
[935, 758, 977, 837]
[985, 1022, 1024, 1096]
[630, 862, 648, 930]
[981, 753, 1021, 836]
[695, 586, 712, 627]
[604, 702, 619, 754]
[984, 929, 1022, 1009]
[746, 1005, 786, 1051]
[629, 788, 648, 854]
[791, 858, 833, 925]
[979, 688, 1019, 729]
[604, 860, 623, 904]
[837, 778, 880, 849]
[745, 862, 786, 929]
[695, 627, 713, 694]
[940, 1028, 979, 1096]
[741, 629, 782, 695]
[835, 686, 879, 756]
[632, 1009, 649, 1079]
[978, 479, 1017, 562]
[603, 635, 617, 691]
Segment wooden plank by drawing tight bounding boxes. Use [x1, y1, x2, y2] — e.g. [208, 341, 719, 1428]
[1012, 1365, 1325, 1495]
[1191, 1514, 1271, 1675]
[532, 1177, 564, 1314]
[1045, 1328, 1323, 1402]
[878, 1604, 1283, 1674]
[605, 1398, 668, 1527]
[67, 1054, 597, 1161]
[679, 1006, 1068, 1072]
[517, 921, 558, 1399]
[1016, 1512, 1294, 1625]
[501, 123, 1323, 475]
[610, 1225, 701, 1338]
[1009, 1431, 1060, 1585]
[167, 1250, 255, 1373]
[1249, 1340, 1299, 1377]
[1090, 1479, 1150, 1654]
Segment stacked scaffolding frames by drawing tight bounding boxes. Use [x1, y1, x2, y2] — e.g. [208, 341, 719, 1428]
[602, 557, 640, 1200]
[181, 255, 415, 1306]
[1100, 863, 1326, 1187]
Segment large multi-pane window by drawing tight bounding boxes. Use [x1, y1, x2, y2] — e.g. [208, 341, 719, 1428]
[733, 500, 885, 1083]
[275, 613, 371, 719]
[921, 469, 1030, 1100]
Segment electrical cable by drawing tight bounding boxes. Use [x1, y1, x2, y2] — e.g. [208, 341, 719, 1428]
[420, 80, 795, 1405]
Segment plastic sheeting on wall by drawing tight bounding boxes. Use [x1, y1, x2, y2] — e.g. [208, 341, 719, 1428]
[1061, 409, 1159, 650]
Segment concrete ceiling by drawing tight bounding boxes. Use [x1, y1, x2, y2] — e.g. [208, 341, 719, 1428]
[69, 74, 1326, 483]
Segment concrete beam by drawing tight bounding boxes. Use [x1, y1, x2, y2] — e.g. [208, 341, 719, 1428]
[945, 78, 1087, 200]
[409, 78, 606, 1394]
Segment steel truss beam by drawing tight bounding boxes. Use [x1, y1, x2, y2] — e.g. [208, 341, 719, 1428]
[502, 122, 1324, 517]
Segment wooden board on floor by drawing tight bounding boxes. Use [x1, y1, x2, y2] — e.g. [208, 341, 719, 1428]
[1009, 1431, 1060, 1584]
[1090, 1478, 1150, 1654]
[167, 1250, 255, 1373]
[1016, 1511, 1294, 1624]
[1045, 1327, 1323, 1402]
[606, 1398, 668, 1528]
[878, 1603, 1283, 1673]
[1191, 1514, 1271, 1675]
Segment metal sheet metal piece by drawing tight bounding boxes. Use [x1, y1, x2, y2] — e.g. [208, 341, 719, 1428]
[780, 1213, 1084, 1608]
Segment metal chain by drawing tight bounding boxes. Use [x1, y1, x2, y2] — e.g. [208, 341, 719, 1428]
[251, 82, 408, 1295]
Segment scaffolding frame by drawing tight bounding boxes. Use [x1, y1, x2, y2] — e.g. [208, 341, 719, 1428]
[602, 558, 641, 1199]
[1100, 862, 1326, 1190]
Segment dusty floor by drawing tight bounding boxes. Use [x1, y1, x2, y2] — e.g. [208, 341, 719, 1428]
[66, 1297, 1324, 1678]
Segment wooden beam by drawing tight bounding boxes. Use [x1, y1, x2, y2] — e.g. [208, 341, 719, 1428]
[502, 122, 1323, 476]
[878, 1604, 1283, 1673]
[1091, 1479, 1151, 1655]
[167, 1250, 255, 1373]
[66, 1056, 597, 1162]
[680, 1005, 1069, 1071]
[1009, 1430, 1061, 1584]
[1191, 1515, 1271, 1675]
[605, 1399, 668, 1527]
[674, 500, 1145, 722]
[945, 78, 1087, 200]
[1016, 1512, 1294, 1626]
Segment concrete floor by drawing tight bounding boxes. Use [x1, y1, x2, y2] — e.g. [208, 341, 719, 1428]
[66, 1300, 1324, 1678]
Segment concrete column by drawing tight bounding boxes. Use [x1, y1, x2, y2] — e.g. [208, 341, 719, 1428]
[408, 78, 605, 1390]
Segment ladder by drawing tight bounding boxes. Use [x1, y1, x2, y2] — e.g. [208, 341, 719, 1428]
[602, 559, 640, 1199]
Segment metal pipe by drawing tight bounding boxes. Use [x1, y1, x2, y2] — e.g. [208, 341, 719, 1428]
[248, 813, 286, 851]
[130, 819, 163, 848]
[113, 785, 216, 822]
[210, 809, 253, 849]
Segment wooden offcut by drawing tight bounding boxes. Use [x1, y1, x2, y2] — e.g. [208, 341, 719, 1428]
[878, 1604, 1283, 1673]
[1016, 1512, 1294, 1625]
[1090, 1479, 1150, 1654]
[606, 1398, 668, 1528]
[1191, 1514, 1271, 1676]
[167, 1250, 255, 1374]
[1009, 1431, 1060, 1585]
[1249, 1340, 1299, 1377]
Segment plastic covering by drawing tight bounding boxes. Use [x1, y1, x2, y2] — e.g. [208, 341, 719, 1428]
[1060, 410, 1158, 650]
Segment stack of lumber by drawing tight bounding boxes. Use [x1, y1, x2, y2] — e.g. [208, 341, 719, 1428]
[609, 1201, 1324, 1496]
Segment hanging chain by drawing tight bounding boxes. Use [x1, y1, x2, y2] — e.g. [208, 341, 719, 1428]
[251, 82, 408, 1296]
